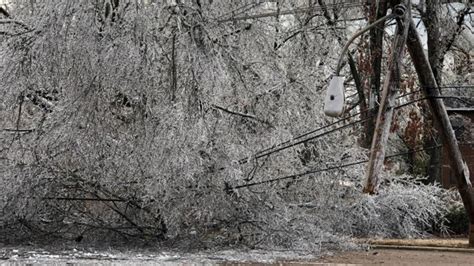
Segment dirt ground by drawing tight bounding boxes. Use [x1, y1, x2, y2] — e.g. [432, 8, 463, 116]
[317, 249, 474, 265]
[314, 239, 474, 265]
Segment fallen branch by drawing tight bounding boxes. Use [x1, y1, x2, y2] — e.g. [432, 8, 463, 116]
[0, 7, 10, 18]
[43, 197, 125, 202]
[2, 128, 35, 133]
[212, 104, 271, 126]
[0, 19, 30, 31]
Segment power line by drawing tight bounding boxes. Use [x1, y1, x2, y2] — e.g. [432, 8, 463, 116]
[437, 85, 474, 89]
[395, 95, 473, 109]
[215, 2, 261, 20]
[226, 145, 442, 191]
[435, 95, 474, 105]
[239, 116, 371, 164]
[240, 95, 410, 164]
[239, 94, 428, 165]
[217, 1, 366, 23]
[254, 87, 426, 157]
[238, 92, 472, 165]
[217, 1, 469, 23]
[263, 88, 425, 154]
[226, 87, 471, 190]
[239, 109, 369, 164]
[230, 93, 471, 190]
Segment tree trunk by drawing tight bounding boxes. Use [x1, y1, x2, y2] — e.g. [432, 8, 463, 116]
[421, 0, 442, 183]
[423, 0, 442, 85]
[362, 0, 388, 148]
[405, 18, 474, 248]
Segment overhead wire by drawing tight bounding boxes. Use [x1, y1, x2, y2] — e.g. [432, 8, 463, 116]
[437, 85, 474, 89]
[217, 0, 473, 191]
[229, 91, 472, 190]
[217, 1, 367, 22]
[238, 88, 472, 165]
[238, 90, 422, 164]
[239, 116, 371, 164]
[215, 2, 261, 20]
[239, 110, 368, 164]
[218, 2, 471, 24]
[226, 145, 442, 191]
[216, 0, 467, 23]
[239, 90, 426, 165]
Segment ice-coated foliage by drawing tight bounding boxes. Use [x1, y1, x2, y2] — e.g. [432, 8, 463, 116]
[0, 0, 452, 250]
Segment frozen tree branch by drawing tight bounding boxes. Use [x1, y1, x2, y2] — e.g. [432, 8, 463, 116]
[0, 19, 30, 31]
[212, 104, 271, 126]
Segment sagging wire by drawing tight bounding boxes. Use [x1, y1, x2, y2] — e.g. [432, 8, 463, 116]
[239, 88, 472, 165]
[238, 91, 424, 165]
[230, 91, 472, 189]
[226, 145, 442, 192]
[218, 1, 367, 23]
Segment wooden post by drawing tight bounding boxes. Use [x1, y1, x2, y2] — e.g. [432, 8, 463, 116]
[405, 18, 474, 247]
[363, 3, 410, 194]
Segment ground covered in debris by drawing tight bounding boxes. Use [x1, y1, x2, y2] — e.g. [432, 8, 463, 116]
[0, 244, 322, 264]
[2, 240, 474, 265]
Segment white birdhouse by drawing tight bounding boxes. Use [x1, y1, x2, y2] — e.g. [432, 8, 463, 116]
[324, 76, 345, 117]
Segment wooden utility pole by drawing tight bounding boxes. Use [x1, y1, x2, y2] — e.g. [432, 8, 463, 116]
[363, 2, 409, 194]
[404, 18, 474, 247]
